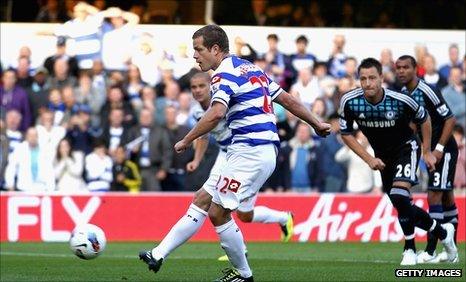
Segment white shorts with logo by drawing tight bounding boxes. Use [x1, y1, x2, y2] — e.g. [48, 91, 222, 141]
[206, 143, 277, 211]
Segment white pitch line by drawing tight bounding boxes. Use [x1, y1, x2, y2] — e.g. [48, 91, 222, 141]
[0, 252, 398, 264]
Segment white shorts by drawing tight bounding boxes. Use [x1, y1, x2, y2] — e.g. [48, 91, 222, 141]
[211, 143, 277, 211]
[203, 149, 227, 197]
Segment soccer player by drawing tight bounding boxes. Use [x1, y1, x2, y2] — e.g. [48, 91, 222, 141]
[141, 25, 331, 282]
[395, 55, 459, 263]
[339, 58, 457, 266]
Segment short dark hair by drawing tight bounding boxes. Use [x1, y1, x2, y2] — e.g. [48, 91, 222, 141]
[358, 58, 382, 75]
[296, 35, 308, 44]
[267, 34, 278, 41]
[397, 55, 417, 68]
[190, 72, 211, 83]
[192, 25, 229, 52]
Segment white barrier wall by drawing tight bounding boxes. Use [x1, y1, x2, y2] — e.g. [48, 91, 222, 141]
[1, 23, 465, 70]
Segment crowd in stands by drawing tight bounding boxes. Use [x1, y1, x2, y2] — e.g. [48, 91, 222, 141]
[0, 1, 465, 193]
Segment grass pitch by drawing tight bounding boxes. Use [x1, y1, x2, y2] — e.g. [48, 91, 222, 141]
[1, 242, 464, 281]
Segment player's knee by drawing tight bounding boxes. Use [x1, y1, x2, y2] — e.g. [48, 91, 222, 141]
[192, 189, 212, 212]
[441, 191, 455, 206]
[236, 211, 253, 223]
[388, 187, 411, 209]
[427, 190, 443, 205]
[208, 203, 231, 226]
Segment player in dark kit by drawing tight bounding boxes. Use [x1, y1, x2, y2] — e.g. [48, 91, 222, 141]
[339, 58, 457, 265]
[396, 55, 459, 263]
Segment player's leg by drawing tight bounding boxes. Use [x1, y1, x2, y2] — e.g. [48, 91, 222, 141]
[139, 188, 212, 273]
[212, 144, 276, 281]
[150, 188, 212, 260]
[236, 195, 293, 242]
[385, 139, 451, 265]
[417, 190, 443, 263]
[209, 202, 252, 280]
[139, 151, 228, 273]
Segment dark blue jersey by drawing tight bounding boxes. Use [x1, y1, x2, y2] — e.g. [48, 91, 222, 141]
[401, 79, 455, 147]
[339, 88, 427, 154]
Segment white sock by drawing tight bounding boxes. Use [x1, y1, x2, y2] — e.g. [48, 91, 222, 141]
[216, 220, 252, 278]
[152, 204, 207, 260]
[252, 206, 289, 225]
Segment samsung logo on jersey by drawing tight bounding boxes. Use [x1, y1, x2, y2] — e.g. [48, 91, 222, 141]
[358, 120, 395, 128]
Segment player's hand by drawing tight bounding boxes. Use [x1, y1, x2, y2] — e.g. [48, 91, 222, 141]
[423, 151, 437, 172]
[156, 170, 167, 180]
[432, 150, 444, 164]
[186, 159, 200, 172]
[174, 139, 191, 153]
[314, 122, 332, 137]
[367, 157, 385, 171]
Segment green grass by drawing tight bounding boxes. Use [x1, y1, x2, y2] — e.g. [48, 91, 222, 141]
[1, 242, 464, 281]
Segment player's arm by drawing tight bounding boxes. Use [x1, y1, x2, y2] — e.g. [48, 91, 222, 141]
[186, 136, 209, 172]
[428, 89, 456, 160]
[175, 102, 226, 153]
[274, 91, 331, 137]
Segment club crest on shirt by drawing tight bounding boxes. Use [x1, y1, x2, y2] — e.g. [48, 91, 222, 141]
[385, 111, 395, 120]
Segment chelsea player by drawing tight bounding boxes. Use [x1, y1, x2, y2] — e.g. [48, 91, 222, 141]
[339, 58, 457, 265]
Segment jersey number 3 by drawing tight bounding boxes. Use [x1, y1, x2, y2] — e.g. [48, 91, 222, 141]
[249, 75, 273, 113]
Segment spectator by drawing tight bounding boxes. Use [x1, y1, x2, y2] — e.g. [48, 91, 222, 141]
[328, 34, 347, 78]
[422, 54, 447, 90]
[111, 145, 141, 193]
[101, 7, 139, 72]
[290, 67, 321, 109]
[4, 127, 55, 192]
[131, 33, 163, 86]
[442, 66, 466, 129]
[314, 113, 347, 192]
[61, 85, 78, 126]
[66, 104, 94, 154]
[344, 56, 358, 81]
[90, 60, 108, 104]
[36, 0, 69, 22]
[5, 109, 23, 154]
[15, 56, 33, 89]
[54, 138, 86, 192]
[85, 138, 113, 192]
[155, 60, 177, 98]
[74, 71, 105, 128]
[55, 1, 105, 69]
[50, 57, 77, 89]
[36, 108, 66, 150]
[290, 35, 317, 78]
[452, 125, 466, 189]
[47, 88, 66, 125]
[125, 64, 145, 112]
[264, 34, 286, 85]
[289, 122, 317, 192]
[172, 43, 196, 80]
[100, 84, 136, 129]
[439, 43, 462, 80]
[0, 69, 32, 131]
[233, 36, 257, 63]
[43, 36, 79, 78]
[161, 105, 193, 191]
[301, 1, 326, 27]
[140, 85, 156, 113]
[126, 108, 172, 191]
[379, 48, 397, 89]
[176, 92, 192, 126]
[414, 44, 429, 77]
[335, 130, 382, 193]
[101, 107, 130, 156]
[27, 66, 51, 122]
[0, 120, 7, 190]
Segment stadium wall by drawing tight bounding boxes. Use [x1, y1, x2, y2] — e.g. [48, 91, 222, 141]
[1, 193, 464, 242]
[1, 23, 465, 70]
